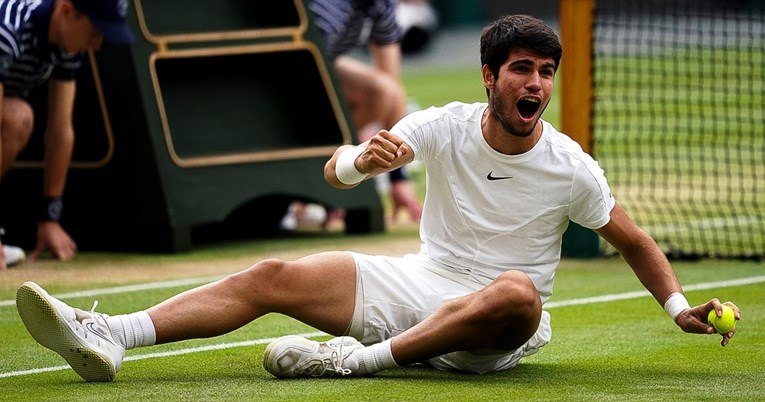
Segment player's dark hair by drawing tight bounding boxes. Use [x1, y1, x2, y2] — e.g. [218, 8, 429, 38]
[480, 15, 562, 94]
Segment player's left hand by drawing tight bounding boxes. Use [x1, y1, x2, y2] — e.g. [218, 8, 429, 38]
[675, 298, 740, 346]
[29, 221, 78, 262]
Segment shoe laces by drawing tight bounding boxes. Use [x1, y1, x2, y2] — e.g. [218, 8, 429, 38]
[298, 341, 353, 377]
[70, 300, 109, 330]
[88, 300, 113, 318]
[331, 342, 353, 376]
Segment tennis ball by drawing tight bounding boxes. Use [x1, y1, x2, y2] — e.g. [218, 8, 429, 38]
[707, 305, 736, 334]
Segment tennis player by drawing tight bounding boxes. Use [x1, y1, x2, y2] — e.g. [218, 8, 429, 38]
[15, 14, 739, 382]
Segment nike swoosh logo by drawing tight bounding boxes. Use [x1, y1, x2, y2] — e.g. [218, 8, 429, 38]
[85, 321, 117, 345]
[486, 171, 513, 181]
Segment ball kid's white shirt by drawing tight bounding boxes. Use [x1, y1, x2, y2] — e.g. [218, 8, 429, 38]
[391, 101, 616, 304]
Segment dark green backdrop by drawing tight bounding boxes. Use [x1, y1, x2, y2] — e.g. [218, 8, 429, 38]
[0, 0, 383, 252]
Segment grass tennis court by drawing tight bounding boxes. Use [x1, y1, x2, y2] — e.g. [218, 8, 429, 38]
[2, 57, 764, 400]
[1, 228, 763, 401]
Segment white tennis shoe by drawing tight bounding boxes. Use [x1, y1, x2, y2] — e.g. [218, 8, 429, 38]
[16, 281, 125, 382]
[2, 244, 26, 267]
[263, 335, 364, 378]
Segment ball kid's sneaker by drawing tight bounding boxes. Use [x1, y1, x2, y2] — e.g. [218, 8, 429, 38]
[16, 281, 125, 382]
[2, 244, 26, 267]
[263, 335, 364, 378]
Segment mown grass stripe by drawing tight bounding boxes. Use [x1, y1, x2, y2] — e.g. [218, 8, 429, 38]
[2, 275, 762, 380]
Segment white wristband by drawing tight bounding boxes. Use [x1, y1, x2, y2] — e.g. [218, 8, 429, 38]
[663, 292, 691, 321]
[335, 146, 367, 185]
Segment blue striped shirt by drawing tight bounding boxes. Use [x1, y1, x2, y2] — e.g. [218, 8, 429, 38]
[0, 0, 81, 98]
[309, 0, 401, 60]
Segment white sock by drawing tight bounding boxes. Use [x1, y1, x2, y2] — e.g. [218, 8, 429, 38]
[107, 311, 156, 350]
[352, 338, 398, 375]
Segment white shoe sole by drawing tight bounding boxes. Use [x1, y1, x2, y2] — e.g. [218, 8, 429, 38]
[16, 282, 117, 382]
[263, 335, 314, 378]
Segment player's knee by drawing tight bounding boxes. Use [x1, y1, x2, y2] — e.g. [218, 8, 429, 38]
[484, 270, 541, 321]
[381, 80, 406, 109]
[370, 75, 405, 108]
[1, 102, 34, 148]
[226, 258, 291, 291]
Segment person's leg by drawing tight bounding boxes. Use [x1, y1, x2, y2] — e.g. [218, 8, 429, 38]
[388, 168, 422, 222]
[333, 56, 406, 132]
[0, 97, 34, 269]
[339, 270, 541, 377]
[1, 97, 34, 175]
[426, 309, 552, 374]
[265, 268, 543, 377]
[147, 251, 358, 343]
[388, 270, 542, 366]
[16, 251, 359, 381]
[334, 57, 422, 223]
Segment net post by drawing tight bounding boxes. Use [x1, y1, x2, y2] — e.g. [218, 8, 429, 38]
[559, 0, 600, 258]
[559, 0, 595, 154]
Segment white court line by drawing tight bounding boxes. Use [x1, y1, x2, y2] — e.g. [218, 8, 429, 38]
[0, 276, 225, 307]
[545, 275, 765, 308]
[2, 275, 764, 380]
[0, 332, 325, 379]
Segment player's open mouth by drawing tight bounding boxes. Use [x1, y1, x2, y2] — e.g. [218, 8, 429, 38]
[517, 96, 541, 120]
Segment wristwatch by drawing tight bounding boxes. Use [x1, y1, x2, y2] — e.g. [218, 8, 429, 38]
[41, 197, 63, 222]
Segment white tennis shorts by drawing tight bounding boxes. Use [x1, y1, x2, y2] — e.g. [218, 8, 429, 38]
[346, 252, 552, 374]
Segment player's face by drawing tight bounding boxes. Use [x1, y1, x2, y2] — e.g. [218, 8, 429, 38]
[486, 50, 555, 138]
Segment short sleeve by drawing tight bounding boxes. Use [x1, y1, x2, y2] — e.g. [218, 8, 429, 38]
[569, 157, 616, 229]
[51, 51, 82, 80]
[367, 0, 401, 45]
[390, 107, 442, 163]
[0, 22, 21, 82]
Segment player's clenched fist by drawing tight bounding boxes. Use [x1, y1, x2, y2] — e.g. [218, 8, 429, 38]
[325, 130, 414, 189]
[358, 130, 409, 172]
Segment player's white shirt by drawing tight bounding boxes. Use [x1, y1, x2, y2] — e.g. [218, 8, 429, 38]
[391, 101, 616, 304]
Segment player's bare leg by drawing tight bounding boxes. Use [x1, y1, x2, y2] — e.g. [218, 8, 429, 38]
[148, 251, 358, 343]
[264, 269, 543, 378]
[389, 270, 542, 365]
[16, 252, 359, 381]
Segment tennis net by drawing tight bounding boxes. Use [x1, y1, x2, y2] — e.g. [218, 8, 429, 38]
[591, 0, 764, 259]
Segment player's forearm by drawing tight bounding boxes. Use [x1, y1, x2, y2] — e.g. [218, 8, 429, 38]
[42, 126, 74, 196]
[324, 145, 365, 189]
[622, 237, 683, 306]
